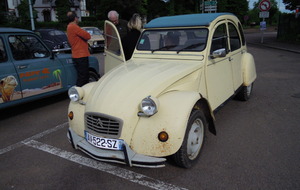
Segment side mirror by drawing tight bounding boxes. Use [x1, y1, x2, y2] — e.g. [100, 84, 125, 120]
[210, 48, 226, 59]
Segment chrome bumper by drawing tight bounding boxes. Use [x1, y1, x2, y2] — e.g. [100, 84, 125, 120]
[67, 128, 166, 168]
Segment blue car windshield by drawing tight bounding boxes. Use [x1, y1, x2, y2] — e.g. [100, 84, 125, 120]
[137, 28, 208, 53]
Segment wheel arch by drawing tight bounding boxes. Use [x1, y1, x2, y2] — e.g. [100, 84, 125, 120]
[193, 97, 216, 135]
[89, 67, 100, 78]
[242, 52, 257, 86]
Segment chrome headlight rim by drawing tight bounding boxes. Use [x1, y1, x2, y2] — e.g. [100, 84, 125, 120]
[68, 86, 83, 102]
[139, 96, 159, 117]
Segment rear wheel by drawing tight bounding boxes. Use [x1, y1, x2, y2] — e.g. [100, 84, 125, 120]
[235, 83, 253, 101]
[172, 109, 207, 168]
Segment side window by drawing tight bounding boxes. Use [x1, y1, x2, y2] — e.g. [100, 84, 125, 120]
[211, 24, 228, 54]
[105, 23, 121, 55]
[0, 38, 8, 63]
[228, 23, 241, 51]
[8, 35, 50, 61]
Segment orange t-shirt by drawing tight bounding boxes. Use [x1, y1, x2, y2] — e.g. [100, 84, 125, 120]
[67, 23, 91, 58]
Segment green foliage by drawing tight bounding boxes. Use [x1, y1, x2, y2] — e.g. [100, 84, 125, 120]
[86, 0, 199, 21]
[87, 0, 148, 21]
[217, 0, 249, 23]
[247, 0, 279, 26]
[0, 0, 7, 24]
[17, 0, 38, 24]
[283, 0, 299, 10]
[55, 0, 71, 23]
[277, 13, 300, 43]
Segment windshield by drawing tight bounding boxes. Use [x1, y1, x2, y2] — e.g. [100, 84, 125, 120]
[137, 28, 208, 53]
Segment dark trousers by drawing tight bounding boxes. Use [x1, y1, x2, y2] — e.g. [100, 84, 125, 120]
[73, 57, 89, 87]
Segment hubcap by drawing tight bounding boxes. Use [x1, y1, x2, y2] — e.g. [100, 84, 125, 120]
[187, 118, 204, 160]
[246, 84, 252, 96]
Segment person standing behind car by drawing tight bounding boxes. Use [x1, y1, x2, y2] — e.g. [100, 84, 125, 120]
[122, 13, 143, 60]
[67, 11, 91, 87]
[107, 10, 128, 39]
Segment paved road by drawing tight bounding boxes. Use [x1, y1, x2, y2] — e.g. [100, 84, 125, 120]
[0, 33, 300, 189]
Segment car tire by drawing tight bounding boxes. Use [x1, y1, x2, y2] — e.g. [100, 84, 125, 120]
[172, 109, 207, 168]
[89, 71, 99, 82]
[235, 83, 253, 101]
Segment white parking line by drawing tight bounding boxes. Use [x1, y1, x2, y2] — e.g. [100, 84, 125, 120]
[0, 122, 68, 155]
[0, 122, 188, 190]
[24, 140, 188, 190]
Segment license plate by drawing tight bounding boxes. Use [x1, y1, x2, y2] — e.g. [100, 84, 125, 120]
[85, 131, 123, 150]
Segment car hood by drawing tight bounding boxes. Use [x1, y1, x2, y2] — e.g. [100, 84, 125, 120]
[90, 34, 104, 41]
[85, 59, 203, 140]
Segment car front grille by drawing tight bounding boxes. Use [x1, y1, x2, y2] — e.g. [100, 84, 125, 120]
[85, 113, 123, 138]
[97, 40, 104, 45]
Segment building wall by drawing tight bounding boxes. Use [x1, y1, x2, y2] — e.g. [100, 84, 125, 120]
[6, 0, 86, 22]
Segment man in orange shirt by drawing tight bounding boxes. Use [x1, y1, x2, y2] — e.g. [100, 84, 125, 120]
[67, 11, 91, 87]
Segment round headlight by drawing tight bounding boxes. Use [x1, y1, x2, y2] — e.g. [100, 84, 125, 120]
[68, 86, 84, 102]
[140, 96, 158, 116]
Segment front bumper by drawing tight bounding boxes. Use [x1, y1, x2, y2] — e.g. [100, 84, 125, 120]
[67, 128, 166, 168]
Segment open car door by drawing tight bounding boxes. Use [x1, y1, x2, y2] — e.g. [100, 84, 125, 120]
[104, 21, 126, 73]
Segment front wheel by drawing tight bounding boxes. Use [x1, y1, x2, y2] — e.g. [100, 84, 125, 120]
[172, 109, 207, 168]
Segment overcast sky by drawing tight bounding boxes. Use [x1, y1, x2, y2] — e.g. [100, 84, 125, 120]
[248, 0, 293, 12]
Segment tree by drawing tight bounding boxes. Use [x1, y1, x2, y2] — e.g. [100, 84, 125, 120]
[283, 0, 300, 11]
[86, 0, 147, 21]
[55, 0, 71, 22]
[17, 0, 37, 24]
[0, 0, 7, 24]
[217, 0, 249, 23]
[251, 0, 279, 25]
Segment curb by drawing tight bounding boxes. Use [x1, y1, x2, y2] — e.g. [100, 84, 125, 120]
[247, 42, 300, 54]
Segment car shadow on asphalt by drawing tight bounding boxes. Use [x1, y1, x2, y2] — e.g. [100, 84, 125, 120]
[0, 93, 69, 120]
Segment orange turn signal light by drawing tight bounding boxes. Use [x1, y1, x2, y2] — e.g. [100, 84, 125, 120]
[68, 111, 74, 120]
[158, 131, 169, 142]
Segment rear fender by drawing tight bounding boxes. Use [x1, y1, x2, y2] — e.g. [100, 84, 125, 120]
[242, 52, 257, 86]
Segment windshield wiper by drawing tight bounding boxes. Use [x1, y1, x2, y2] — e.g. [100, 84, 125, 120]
[151, 45, 177, 53]
[176, 42, 203, 54]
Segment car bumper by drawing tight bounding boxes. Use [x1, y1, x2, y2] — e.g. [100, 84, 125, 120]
[67, 128, 166, 168]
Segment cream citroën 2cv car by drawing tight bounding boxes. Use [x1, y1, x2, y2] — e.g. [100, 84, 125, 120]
[67, 13, 256, 168]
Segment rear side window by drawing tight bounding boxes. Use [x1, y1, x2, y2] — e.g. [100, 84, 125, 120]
[8, 35, 50, 61]
[228, 23, 241, 51]
[0, 38, 8, 63]
[105, 24, 122, 55]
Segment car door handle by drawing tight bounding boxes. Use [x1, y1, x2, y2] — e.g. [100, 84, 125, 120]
[229, 57, 233, 61]
[18, 65, 28, 69]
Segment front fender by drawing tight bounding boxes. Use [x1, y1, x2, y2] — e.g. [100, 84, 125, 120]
[242, 52, 257, 86]
[130, 91, 201, 157]
[68, 82, 97, 139]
